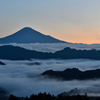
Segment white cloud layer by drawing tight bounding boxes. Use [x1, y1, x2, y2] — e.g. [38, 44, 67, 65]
[1, 43, 100, 53]
[1, 59, 100, 97]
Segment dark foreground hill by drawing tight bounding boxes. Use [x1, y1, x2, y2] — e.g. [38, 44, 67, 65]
[1, 45, 100, 60]
[42, 68, 100, 80]
[0, 27, 66, 43]
[9, 93, 91, 100]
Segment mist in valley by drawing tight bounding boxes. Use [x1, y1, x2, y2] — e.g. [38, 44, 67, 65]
[1, 43, 100, 53]
[1, 59, 100, 97]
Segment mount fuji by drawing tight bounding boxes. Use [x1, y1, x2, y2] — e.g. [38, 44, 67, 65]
[0, 27, 66, 43]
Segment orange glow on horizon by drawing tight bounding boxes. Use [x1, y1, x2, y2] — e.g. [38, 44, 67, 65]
[63, 40, 100, 45]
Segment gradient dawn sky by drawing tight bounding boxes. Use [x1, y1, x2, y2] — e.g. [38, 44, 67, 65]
[0, 0, 100, 44]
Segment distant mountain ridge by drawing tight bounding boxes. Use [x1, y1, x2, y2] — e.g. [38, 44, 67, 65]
[42, 68, 100, 80]
[0, 45, 52, 60]
[0, 45, 100, 60]
[0, 27, 66, 43]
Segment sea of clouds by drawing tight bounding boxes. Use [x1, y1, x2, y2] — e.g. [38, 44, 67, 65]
[1, 43, 100, 53]
[1, 59, 100, 97]
[0, 43, 100, 97]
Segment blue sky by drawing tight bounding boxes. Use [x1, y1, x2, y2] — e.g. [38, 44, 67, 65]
[0, 0, 100, 44]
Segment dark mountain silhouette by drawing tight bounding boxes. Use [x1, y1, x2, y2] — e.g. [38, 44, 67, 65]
[53, 47, 100, 60]
[1, 45, 100, 60]
[0, 45, 53, 60]
[0, 27, 66, 43]
[9, 92, 91, 100]
[0, 61, 5, 65]
[42, 68, 100, 80]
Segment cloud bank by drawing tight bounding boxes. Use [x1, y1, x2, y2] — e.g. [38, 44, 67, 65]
[0, 59, 100, 97]
[1, 43, 100, 53]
